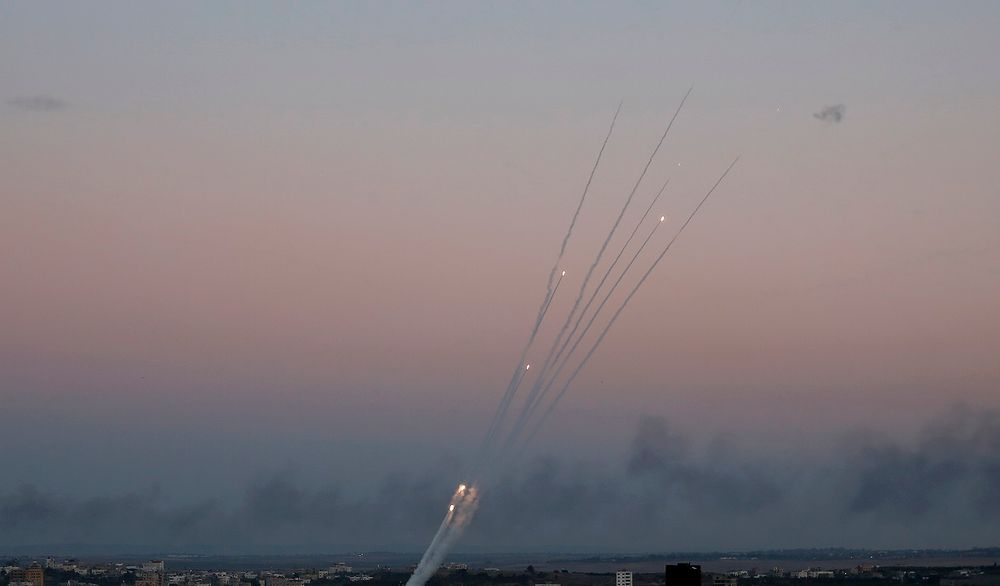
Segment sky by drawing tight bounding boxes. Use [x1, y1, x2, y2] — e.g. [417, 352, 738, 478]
[2, 1, 1000, 553]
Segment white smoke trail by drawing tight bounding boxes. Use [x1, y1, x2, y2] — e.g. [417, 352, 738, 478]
[407, 105, 626, 586]
[510, 88, 692, 442]
[504, 213, 667, 452]
[405, 485, 479, 586]
[481, 103, 621, 451]
[505, 179, 670, 444]
[518, 157, 741, 450]
[405, 95, 739, 586]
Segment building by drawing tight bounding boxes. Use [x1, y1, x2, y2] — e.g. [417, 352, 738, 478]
[616, 571, 633, 586]
[139, 560, 164, 586]
[27, 563, 45, 586]
[713, 577, 737, 586]
[665, 564, 701, 586]
[8, 569, 27, 583]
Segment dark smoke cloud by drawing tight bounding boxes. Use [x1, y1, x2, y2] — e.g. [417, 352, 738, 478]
[0, 485, 61, 526]
[627, 416, 782, 513]
[845, 406, 1000, 518]
[2, 408, 1000, 553]
[6, 95, 68, 112]
[813, 104, 845, 123]
[0, 421, 787, 553]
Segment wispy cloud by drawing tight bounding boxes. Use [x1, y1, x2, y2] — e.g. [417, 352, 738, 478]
[6, 95, 68, 112]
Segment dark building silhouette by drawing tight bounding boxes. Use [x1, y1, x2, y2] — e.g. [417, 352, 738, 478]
[665, 563, 701, 586]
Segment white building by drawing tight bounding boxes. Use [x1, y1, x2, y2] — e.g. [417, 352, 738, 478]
[616, 571, 633, 586]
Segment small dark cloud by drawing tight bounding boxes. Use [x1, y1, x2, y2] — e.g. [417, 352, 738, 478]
[813, 104, 845, 123]
[6, 95, 68, 112]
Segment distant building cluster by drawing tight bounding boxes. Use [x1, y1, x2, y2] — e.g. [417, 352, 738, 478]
[4, 562, 46, 586]
[0, 560, 381, 586]
[2, 557, 998, 586]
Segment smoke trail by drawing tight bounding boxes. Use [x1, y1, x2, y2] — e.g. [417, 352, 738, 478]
[415, 105, 623, 586]
[538, 270, 565, 326]
[492, 271, 566, 442]
[479, 269, 563, 461]
[407, 486, 481, 586]
[490, 272, 565, 444]
[481, 103, 622, 451]
[405, 484, 473, 586]
[507, 87, 692, 445]
[510, 178, 670, 433]
[406, 95, 735, 586]
[519, 157, 740, 449]
[505, 214, 667, 452]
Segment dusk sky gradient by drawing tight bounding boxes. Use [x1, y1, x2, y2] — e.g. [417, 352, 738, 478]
[2, 2, 1000, 552]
